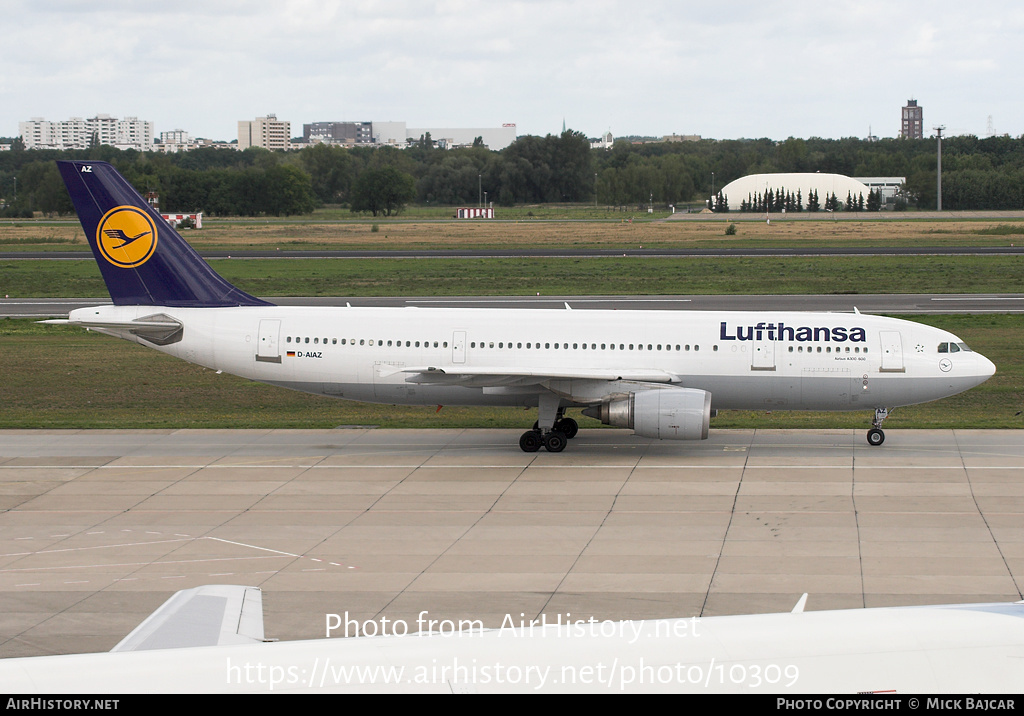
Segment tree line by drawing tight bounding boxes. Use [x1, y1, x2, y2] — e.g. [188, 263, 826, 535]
[1, 131, 1023, 217]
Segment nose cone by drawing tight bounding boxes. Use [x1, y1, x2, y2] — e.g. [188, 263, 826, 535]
[968, 352, 997, 388]
[978, 353, 997, 381]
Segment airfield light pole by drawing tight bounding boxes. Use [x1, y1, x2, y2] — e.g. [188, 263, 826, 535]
[934, 126, 945, 211]
[478, 174, 482, 208]
[595, 172, 598, 209]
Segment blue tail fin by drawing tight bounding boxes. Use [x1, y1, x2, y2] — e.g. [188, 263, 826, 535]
[57, 160, 272, 307]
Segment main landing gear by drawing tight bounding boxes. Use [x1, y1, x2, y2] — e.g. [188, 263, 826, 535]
[520, 416, 579, 453]
[520, 392, 579, 453]
[867, 408, 892, 446]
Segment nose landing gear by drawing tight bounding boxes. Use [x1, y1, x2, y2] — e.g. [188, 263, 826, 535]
[867, 408, 892, 446]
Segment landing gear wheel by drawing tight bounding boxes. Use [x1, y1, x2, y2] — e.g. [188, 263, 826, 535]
[543, 431, 567, 453]
[554, 417, 579, 439]
[867, 428, 885, 446]
[520, 430, 542, 453]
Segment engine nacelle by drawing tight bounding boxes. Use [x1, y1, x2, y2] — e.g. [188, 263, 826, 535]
[582, 388, 711, 440]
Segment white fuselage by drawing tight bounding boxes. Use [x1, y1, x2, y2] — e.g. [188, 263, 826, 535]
[3, 602, 1022, 693]
[69, 304, 994, 413]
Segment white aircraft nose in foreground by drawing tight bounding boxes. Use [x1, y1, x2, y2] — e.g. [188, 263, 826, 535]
[50, 161, 996, 451]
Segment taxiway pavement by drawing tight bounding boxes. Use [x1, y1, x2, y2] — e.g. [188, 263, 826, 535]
[1, 428, 1022, 658]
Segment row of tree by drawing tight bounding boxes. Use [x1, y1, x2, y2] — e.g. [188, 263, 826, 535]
[2, 132, 1024, 217]
[730, 188, 885, 213]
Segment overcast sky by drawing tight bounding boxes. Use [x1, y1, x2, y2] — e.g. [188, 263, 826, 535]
[4, 0, 1022, 143]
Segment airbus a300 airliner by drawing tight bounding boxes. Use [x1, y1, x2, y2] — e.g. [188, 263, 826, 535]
[51, 161, 995, 452]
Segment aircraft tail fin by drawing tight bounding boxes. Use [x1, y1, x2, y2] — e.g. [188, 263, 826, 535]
[57, 160, 271, 307]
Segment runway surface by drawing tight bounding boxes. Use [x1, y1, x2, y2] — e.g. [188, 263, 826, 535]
[5, 293, 1024, 318]
[1, 428, 1022, 659]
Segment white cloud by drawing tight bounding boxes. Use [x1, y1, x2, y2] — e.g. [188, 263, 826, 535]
[3, 0, 1022, 141]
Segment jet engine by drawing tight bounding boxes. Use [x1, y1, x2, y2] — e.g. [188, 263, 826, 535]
[582, 388, 711, 440]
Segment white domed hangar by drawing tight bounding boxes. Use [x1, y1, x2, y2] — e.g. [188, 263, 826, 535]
[718, 173, 872, 211]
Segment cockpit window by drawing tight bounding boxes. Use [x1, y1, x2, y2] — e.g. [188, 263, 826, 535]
[957, 342, 973, 352]
[938, 341, 974, 353]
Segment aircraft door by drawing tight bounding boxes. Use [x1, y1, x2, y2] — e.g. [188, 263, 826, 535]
[452, 331, 466, 364]
[879, 331, 905, 372]
[256, 319, 281, 363]
[751, 338, 776, 371]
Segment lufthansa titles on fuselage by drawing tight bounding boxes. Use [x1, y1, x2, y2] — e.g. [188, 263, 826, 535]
[719, 321, 867, 343]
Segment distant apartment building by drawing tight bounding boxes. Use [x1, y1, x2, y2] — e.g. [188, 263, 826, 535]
[298, 121, 517, 150]
[154, 132, 198, 153]
[18, 115, 154, 151]
[303, 121, 374, 145]
[901, 100, 923, 139]
[238, 114, 291, 151]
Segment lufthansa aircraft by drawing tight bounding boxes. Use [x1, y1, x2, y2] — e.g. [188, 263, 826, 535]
[52, 161, 995, 452]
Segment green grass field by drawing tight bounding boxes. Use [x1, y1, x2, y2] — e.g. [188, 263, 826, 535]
[4, 255, 1023, 298]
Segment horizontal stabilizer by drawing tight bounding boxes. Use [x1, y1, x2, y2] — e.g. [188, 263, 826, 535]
[111, 585, 265, 652]
[42, 313, 184, 345]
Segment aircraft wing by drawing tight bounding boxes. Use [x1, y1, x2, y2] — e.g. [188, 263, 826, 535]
[391, 365, 681, 387]
[110, 585, 265, 652]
